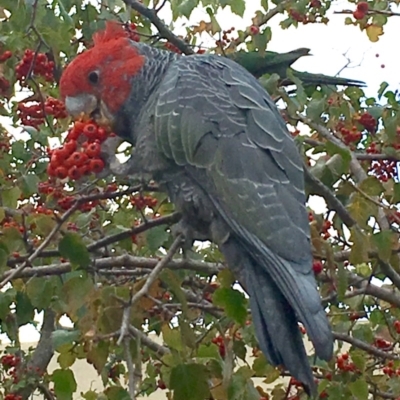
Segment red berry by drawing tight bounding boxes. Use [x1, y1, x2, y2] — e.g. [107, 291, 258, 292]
[83, 123, 98, 139]
[357, 1, 369, 13]
[312, 260, 323, 274]
[55, 166, 68, 179]
[249, 25, 260, 35]
[86, 142, 101, 158]
[353, 9, 365, 20]
[68, 165, 82, 180]
[68, 151, 88, 167]
[89, 158, 105, 173]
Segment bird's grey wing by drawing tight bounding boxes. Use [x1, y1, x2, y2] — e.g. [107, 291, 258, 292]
[154, 55, 332, 360]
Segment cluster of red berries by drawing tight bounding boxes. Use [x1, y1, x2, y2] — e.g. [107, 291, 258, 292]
[339, 125, 362, 145]
[0, 49, 12, 63]
[47, 120, 108, 181]
[370, 159, 397, 182]
[321, 219, 332, 239]
[125, 22, 141, 42]
[382, 360, 400, 378]
[39, 181, 101, 211]
[353, 1, 369, 20]
[15, 49, 54, 83]
[1, 218, 25, 234]
[357, 112, 376, 132]
[36, 179, 99, 215]
[373, 337, 391, 349]
[1, 354, 20, 369]
[17, 97, 67, 129]
[1, 353, 22, 385]
[366, 141, 379, 154]
[4, 395, 22, 400]
[130, 194, 158, 210]
[211, 335, 226, 358]
[394, 320, 400, 334]
[288, 4, 327, 25]
[215, 27, 237, 48]
[336, 352, 358, 372]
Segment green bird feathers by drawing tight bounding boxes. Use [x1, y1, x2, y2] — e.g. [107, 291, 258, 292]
[228, 48, 365, 87]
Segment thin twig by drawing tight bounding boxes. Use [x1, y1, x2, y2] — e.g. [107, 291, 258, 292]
[122, 0, 194, 55]
[334, 9, 400, 17]
[129, 234, 183, 306]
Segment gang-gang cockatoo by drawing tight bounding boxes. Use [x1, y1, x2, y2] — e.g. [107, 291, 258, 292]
[60, 21, 333, 395]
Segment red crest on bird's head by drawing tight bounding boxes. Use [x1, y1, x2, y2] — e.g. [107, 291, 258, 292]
[92, 20, 128, 45]
[60, 21, 145, 114]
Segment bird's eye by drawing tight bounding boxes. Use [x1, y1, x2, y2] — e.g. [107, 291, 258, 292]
[88, 71, 99, 85]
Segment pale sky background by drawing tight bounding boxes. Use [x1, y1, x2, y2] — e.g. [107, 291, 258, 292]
[1, 0, 399, 344]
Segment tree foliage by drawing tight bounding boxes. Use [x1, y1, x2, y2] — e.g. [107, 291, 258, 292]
[0, 0, 400, 399]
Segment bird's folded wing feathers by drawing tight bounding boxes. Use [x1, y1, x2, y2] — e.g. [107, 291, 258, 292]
[154, 56, 332, 358]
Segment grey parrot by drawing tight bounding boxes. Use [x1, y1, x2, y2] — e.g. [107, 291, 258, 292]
[60, 21, 333, 395]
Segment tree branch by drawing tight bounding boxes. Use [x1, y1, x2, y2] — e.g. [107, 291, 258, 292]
[17, 308, 56, 400]
[129, 325, 170, 356]
[122, 0, 194, 55]
[333, 331, 400, 361]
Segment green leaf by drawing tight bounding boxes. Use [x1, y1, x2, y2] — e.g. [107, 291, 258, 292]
[26, 277, 54, 310]
[51, 330, 80, 350]
[52, 369, 77, 400]
[350, 350, 366, 372]
[306, 97, 326, 120]
[21, 174, 40, 197]
[15, 291, 35, 326]
[162, 324, 184, 352]
[145, 225, 169, 252]
[180, 319, 196, 349]
[213, 287, 247, 325]
[228, 367, 259, 400]
[62, 275, 93, 317]
[233, 339, 247, 360]
[87, 340, 109, 373]
[197, 343, 220, 359]
[358, 176, 384, 196]
[160, 269, 188, 315]
[218, 268, 235, 288]
[0, 289, 14, 320]
[252, 26, 271, 54]
[170, 364, 210, 400]
[347, 193, 378, 229]
[325, 141, 351, 173]
[59, 233, 90, 268]
[393, 183, 400, 203]
[104, 387, 130, 400]
[372, 230, 394, 262]
[349, 378, 369, 399]
[174, 0, 198, 19]
[378, 81, 389, 99]
[2, 187, 21, 208]
[349, 228, 370, 265]
[57, 351, 76, 369]
[226, 0, 245, 16]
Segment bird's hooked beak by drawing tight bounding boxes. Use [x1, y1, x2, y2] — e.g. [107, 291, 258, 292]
[65, 94, 114, 126]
